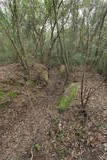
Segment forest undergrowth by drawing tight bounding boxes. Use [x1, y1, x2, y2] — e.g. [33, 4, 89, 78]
[0, 63, 107, 160]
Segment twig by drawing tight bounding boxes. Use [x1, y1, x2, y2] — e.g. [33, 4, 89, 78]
[80, 72, 85, 108]
[30, 146, 34, 160]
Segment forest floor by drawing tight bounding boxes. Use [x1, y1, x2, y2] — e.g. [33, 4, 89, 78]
[0, 63, 107, 160]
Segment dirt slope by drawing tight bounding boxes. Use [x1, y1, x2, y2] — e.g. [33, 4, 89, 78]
[0, 64, 107, 160]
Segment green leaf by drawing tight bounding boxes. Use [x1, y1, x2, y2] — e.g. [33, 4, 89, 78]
[0, 90, 5, 101]
[33, 143, 42, 151]
[0, 101, 10, 109]
[8, 92, 18, 98]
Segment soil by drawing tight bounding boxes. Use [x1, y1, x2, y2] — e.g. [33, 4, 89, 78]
[0, 64, 107, 160]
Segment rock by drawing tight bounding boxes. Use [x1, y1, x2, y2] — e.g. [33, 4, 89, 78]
[59, 65, 66, 76]
[58, 83, 80, 112]
[30, 63, 49, 83]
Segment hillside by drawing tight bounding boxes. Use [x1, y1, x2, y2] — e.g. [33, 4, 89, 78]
[0, 64, 107, 160]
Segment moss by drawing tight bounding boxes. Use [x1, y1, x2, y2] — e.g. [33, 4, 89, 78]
[58, 83, 80, 112]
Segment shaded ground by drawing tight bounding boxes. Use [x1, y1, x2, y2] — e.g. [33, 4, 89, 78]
[0, 64, 107, 160]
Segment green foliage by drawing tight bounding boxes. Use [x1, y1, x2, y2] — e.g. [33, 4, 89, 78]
[44, 0, 53, 15]
[0, 0, 107, 77]
[0, 90, 6, 101]
[8, 92, 18, 98]
[0, 89, 12, 109]
[56, 147, 69, 160]
[58, 83, 80, 112]
[72, 53, 85, 67]
[52, 117, 60, 125]
[97, 122, 107, 130]
[33, 143, 42, 151]
[0, 35, 16, 64]
[10, 157, 22, 160]
[56, 130, 65, 142]
[26, 80, 35, 86]
[0, 101, 10, 109]
[96, 53, 107, 76]
[0, 90, 18, 109]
